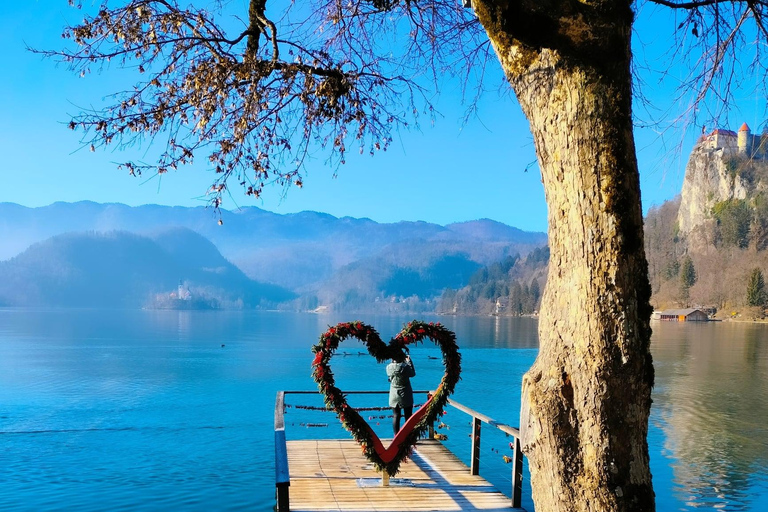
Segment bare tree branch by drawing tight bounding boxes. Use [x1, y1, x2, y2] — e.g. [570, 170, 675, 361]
[36, 0, 490, 210]
[649, 0, 738, 9]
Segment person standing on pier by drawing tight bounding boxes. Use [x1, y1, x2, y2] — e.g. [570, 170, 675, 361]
[387, 354, 415, 436]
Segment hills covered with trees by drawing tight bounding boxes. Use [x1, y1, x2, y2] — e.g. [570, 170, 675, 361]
[437, 246, 549, 316]
[442, 135, 768, 318]
[0, 202, 546, 312]
[0, 228, 293, 308]
[645, 140, 768, 316]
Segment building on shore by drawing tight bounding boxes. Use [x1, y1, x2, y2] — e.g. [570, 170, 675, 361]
[652, 308, 710, 322]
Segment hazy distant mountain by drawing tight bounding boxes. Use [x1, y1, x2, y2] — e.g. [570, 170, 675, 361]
[0, 228, 294, 308]
[309, 253, 482, 313]
[0, 202, 548, 294]
[445, 219, 546, 244]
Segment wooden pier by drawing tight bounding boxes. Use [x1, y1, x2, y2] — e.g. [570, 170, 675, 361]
[286, 439, 523, 511]
[276, 391, 526, 512]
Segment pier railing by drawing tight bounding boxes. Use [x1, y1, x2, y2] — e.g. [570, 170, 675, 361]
[274, 390, 525, 511]
[447, 397, 524, 507]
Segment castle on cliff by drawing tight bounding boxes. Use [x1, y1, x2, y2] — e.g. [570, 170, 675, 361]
[703, 123, 768, 159]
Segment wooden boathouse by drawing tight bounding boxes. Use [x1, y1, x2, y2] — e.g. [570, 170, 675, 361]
[651, 308, 710, 322]
[275, 390, 527, 511]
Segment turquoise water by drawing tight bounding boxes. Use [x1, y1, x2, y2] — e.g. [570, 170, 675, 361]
[0, 309, 766, 511]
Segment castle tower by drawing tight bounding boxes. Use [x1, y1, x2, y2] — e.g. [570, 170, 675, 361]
[738, 122, 751, 154]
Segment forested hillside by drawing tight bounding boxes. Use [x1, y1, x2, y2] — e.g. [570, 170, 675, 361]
[303, 254, 482, 313]
[645, 199, 768, 315]
[436, 246, 549, 315]
[0, 229, 294, 308]
[0, 202, 547, 312]
[442, 137, 768, 318]
[645, 144, 768, 316]
[14, 184, 768, 316]
[0, 203, 546, 289]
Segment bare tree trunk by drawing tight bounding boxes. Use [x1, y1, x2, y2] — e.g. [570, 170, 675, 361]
[474, 2, 655, 510]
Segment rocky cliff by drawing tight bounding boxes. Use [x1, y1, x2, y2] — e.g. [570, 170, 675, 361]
[645, 137, 768, 312]
[677, 141, 751, 237]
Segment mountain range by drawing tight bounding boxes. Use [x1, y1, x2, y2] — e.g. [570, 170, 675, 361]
[0, 228, 294, 308]
[0, 202, 547, 310]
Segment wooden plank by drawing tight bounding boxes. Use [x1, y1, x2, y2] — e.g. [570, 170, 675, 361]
[286, 439, 525, 511]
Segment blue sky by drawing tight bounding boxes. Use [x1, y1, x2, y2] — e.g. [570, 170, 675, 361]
[1, 1, 764, 233]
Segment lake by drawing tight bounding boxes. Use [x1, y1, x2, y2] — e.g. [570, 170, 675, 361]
[1, 309, 766, 511]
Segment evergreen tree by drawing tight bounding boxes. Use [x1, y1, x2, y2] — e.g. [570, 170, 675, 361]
[468, 268, 489, 287]
[522, 283, 540, 314]
[509, 281, 523, 316]
[501, 255, 519, 273]
[680, 256, 697, 301]
[712, 199, 752, 248]
[663, 259, 680, 280]
[747, 268, 766, 307]
[753, 193, 768, 250]
[481, 282, 497, 300]
[530, 279, 541, 309]
[438, 288, 457, 313]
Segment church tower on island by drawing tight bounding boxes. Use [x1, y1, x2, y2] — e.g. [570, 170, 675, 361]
[177, 280, 191, 301]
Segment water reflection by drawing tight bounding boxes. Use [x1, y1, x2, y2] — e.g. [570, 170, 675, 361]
[652, 322, 768, 510]
[3, 308, 767, 511]
[302, 312, 540, 349]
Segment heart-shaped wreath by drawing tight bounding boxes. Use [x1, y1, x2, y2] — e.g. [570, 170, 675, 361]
[311, 320, 461, 476]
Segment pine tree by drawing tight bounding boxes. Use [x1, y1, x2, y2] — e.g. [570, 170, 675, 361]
[530, 279, 541, 310]
[509, 281, 523, 316]
[680, 257, 697, 301]
[747, 268, 766, 307]
[712, 199, 752, 248]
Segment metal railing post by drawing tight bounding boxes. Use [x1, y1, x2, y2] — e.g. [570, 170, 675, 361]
[470, 416, 482, 475]
[511, 436, 523, 508]
[427, 391, 435, 439]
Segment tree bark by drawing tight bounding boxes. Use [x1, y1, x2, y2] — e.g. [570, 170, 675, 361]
[473, 1, 655, 510]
